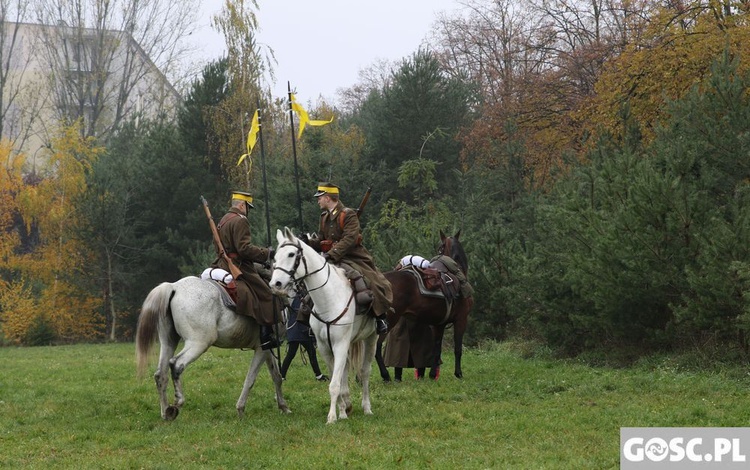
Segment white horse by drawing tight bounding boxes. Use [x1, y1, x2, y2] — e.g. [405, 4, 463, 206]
[270, 228, 378, 424]
[135, 276, 290, 420]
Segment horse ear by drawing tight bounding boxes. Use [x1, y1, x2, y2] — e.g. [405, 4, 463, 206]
[454, 229, 461, 240]
[283, 227, 295, 240]
[276, 229, 285, 244]
[440, 230, 446, 241]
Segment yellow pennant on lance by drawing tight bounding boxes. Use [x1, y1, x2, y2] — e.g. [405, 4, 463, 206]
[290, 93, 334, 139]
[237, 109, 260, 167]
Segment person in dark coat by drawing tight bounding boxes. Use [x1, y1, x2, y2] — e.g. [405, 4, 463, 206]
[306, 182, 392, 334]
[383, 317, 435, 381]
[211, 191, 280, 350]
[280, 295, 328, 381]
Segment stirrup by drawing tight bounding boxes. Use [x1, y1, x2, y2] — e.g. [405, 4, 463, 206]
[260, 326, 281, 350]
[261, 336, 280, 350]
[375, 317, 388, 334]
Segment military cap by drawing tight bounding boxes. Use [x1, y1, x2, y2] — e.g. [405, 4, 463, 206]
[231, 190, 255, 209]
[314, 182, 340, 198]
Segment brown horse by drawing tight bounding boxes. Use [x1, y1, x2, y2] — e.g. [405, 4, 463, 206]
[375, 230, 473, 380]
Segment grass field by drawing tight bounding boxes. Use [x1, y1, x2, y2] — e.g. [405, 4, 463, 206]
[1, 341, 750, 469]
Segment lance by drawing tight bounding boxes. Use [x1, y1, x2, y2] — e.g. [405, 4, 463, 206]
[256, 99, 283, 366]
[257, 101, 272, 247]
[287, 81, 304, 232]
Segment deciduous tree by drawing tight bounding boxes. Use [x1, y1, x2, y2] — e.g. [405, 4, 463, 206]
[0, 123, 103, 344]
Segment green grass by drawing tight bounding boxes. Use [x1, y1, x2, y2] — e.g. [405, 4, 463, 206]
[1, 342, 750, 469]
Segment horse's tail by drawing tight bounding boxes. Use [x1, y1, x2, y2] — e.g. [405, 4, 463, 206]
[348, 340, 364, 376]
[136, 282, 174, 379]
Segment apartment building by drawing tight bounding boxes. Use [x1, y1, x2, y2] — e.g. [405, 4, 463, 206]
[1, 21, 182, 172]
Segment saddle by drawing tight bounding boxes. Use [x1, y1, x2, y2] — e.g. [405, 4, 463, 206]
[340, 264, 374, 315]
[401, 265, 461, 302]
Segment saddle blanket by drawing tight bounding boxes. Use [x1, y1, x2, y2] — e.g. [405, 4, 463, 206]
[403, 266, 458, 302]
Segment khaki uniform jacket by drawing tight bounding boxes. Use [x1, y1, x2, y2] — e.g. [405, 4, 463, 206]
[310, 201, 393, 316]
[211, 207, 276, 325]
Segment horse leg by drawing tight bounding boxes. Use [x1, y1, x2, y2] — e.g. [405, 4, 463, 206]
[360, 334, 377, 415]
[234, 349, 290, 418]
[265, 350, 291, 414]
[453, 306, 469, 379]
[374, 333, 391, 382]
[314, 341, 338, 423]
[154, 335, 178, 420]
[326, 342, 349, 424]
[429, 326, 446, 380]
[168, 340, 210, 413]
[339, 356, 352, 420]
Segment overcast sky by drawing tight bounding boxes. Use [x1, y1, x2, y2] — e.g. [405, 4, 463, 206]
[192, 0, 462, 104]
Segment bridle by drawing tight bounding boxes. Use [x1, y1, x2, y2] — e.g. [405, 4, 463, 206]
[273, 240, 355, 345]
[439, 236, 469, 275]
[273, 240, 329, 292]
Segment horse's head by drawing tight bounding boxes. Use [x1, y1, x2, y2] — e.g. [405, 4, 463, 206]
[270, 227, 305, 294]
[439, 230, 468, 275]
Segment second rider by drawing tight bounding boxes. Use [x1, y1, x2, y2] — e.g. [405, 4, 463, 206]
[305, 182, 392, 334]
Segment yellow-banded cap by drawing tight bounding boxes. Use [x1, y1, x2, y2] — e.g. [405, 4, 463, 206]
[231, 191, 255, 208]
[314, 182, 339, 198]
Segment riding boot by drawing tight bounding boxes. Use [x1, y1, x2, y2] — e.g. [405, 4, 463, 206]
[260, 325, 280, 350]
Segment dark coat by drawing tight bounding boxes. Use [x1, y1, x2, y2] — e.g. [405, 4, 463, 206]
[384, 317, 434, 368]
[285, 302, 314, 343]
[309, 200, 393, 316]
[211, 207, 276, 325]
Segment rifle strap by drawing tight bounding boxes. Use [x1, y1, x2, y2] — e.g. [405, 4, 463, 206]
[339, 210, 347, 230]
[217, 212, 242, 230]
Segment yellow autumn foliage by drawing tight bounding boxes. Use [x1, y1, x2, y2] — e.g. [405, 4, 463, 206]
[580, 3, 750, 145]
[0, 124, 104, 344]
[0, 279, 36, 343]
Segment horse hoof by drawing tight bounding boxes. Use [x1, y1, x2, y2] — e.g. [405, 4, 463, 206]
[165, 405, 180, 421]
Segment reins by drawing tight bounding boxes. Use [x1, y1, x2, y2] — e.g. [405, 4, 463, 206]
[310, 289, 356, 353]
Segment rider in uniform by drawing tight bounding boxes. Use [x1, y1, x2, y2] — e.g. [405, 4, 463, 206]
[306, 182, 391, 334]
[211, 191, 280, 350]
